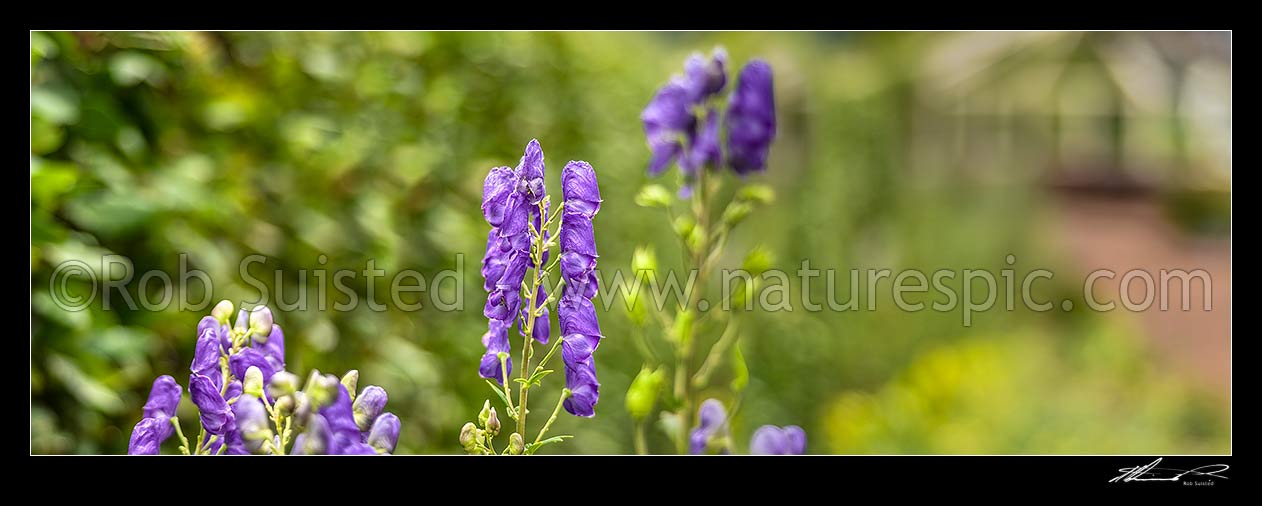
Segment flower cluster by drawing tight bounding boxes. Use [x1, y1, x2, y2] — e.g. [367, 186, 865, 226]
[641, 48, 776, 193]
[127, 301, 400, 455]
[688, 398, 806, 455]
[478, 139, 604, 418]
[557, 160, 603, 416]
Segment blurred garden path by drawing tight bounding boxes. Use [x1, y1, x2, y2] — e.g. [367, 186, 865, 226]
[1051, 187, 1230, 401]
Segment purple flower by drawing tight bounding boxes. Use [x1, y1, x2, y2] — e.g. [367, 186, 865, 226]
[253, 324, 285, 371]
[223, 380, 242, 402]
[142, 375, 181, 423]
[749, 425, 806, 455]
[352, 385, 389, 431]
[517, 139, 547, 205]
[725, 60, 776, 175]
[682, 49, 728, 103]
[189, 373, 233, 435]
[229, 348, 277, 387]
[233, 394, 270, 454]
[293, 414, 330, 455]
[315, 383, 360, 446]
[479, 319, 513, 382]
[367, 412, 400, 454]
[127, 375, 184, 455]
[197, 315, 231, 353]
[481, 166, 519, 228]
[557, 291, 602, 417]
[642, 82, 693, 177]
[689, 398, 729, 454]
[190, 328, 223, 390]
[561, 161, 602, 216]
[684, 108, 722, 174]
[127, 418, 166, 455]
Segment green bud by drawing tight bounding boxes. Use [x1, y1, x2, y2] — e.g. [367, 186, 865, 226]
[291, 392, 311, 428]
[459, 422, 480, 452]
[686, 224, 707, 254]
[721, 201, 753, 227]
[486, 407, 501, 436]
[672, 215, 695, 239]
[508, 432, 525, 455]
[211, 300, 235, 323]
[267, 371, 299, 399]
[625, 366, 666, 421]
[673, 308, 694, 346]
[634, 184, 674, 208]
[274, 394, 295, 416]
[742, 246, 774, 276]
[306, 372, 340, 407]
[249, 305, 274, 342]
[631, 246, 658, 273]
[243, 366, 264, 398]
[478, 399, 491, 427]
[737, 183, 776, 205]
[340, 370, 360, 401]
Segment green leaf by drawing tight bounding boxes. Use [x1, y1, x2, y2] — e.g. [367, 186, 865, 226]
[524, 435, 573, 455]
[512, 369, 555, 388]
[484, 380, 518, 420]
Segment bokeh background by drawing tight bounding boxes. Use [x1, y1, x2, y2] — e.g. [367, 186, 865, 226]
[30, 31, 1230, 454]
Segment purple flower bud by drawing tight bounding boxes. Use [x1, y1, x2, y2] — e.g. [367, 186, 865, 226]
[197, 315, 231, 354]
[481, 166, 518, 228]
[233, 394, 271, 454]
[689, 398, 729, 454]
[682, 49, 728, 103]
[190, 327, 223, 391]
[517, 139, 547, 205]
[252, 323, 285, 370]
[749, 425, 806, 455]
[142, 375, 181, 422]
[562, 361, 600, 417]
[725, 60, 776, 175]
[130, 376, 182, 454]
[479, 319, 512, 382]
[367, 412, 400, 454]
[229, 348, 277, 388]
[189, 373, 233, 435]
[294, 414, 330, 455]
[561, 161, 602, 217]
[127, 417, 166, 455]
[318, 384, 361, 443]
[352, 385, 388, 431]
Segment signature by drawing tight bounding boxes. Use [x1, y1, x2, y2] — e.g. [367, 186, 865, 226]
[1110, 458, 1229, 483]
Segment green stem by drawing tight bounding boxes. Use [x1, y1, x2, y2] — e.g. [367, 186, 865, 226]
[634, 421, 648, 455]
[534, 389, 571, 444]
[692, 319, 740, 388]
[170, 417, 191, 455]
[534, 336, 564, 373]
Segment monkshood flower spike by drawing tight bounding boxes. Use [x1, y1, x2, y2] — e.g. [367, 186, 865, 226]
[470, 139, 603, 455]
[126, 301, 400, 455]
[631, 50, 783, 455]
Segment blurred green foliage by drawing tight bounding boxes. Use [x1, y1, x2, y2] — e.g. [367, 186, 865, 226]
[31, 31, 1228, 454]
